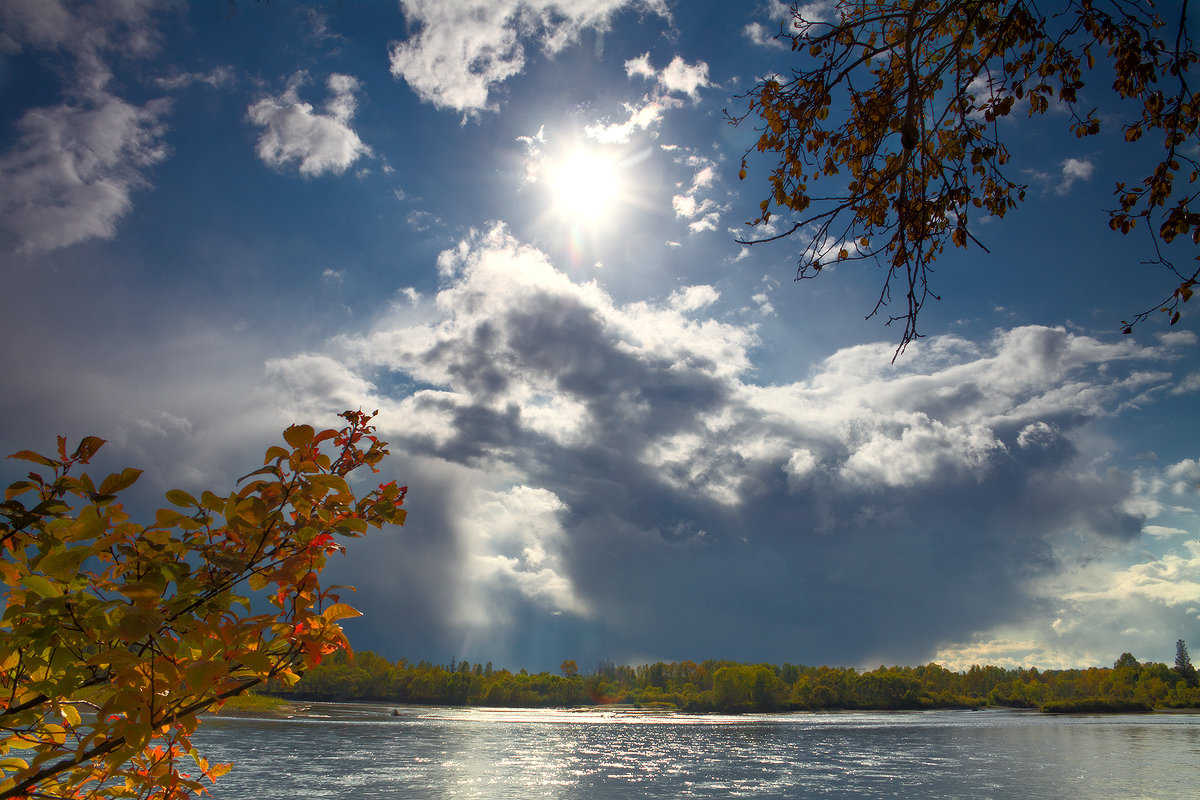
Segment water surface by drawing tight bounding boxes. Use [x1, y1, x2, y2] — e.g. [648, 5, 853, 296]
[192, 704, 1200, 799]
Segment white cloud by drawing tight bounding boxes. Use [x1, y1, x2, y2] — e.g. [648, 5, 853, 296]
[1173, 371, 1200, 395]
[1165, 458, 1200, 495]
[660, 55, 712, 97]
[625, 53, 712, 99]
[389, 0, 669, 113]
[265, 353, 382, 421]
[743, 22, 786, 49]
[0, 94, 170, 254]
[1017, 420, 1057, 448]
[1143, 525, 1189, 538]
[263, 227, 1193, 667]
[0, 0, 166, 94]
[303, 7, 344, 46]
[840, 414, 1005, 488]
[0, 0, 174, 255]
[247, 73, 371, 176]
[461, 485, 590, 620]
[667, 152, 727, 234]
[584, 53, 709, 145]
[516, 123, 547, 183]
[792, 1, 837, 24]
[751, 291, 774, 315]
[583, 97, 675, 144]
[406, 209, 442, 232]
[1057, 157, 1094, 194]
[154, 66, 235, 91]
[668, 285, 719, 312]
[1058, 542, 1200, 609]
[784, 448, 817, 487]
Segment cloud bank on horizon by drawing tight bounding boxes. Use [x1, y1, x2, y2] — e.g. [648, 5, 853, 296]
[1, 0, 1197, 672]
[272, 224, 1200, 670]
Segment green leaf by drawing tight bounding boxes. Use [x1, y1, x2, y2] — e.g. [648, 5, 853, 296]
[264, 445, 289, 462]
[154, 508, 191, 528]
[310, 474, 351, 495]
[165, 489, 198, 507]
[335, 517, 369, 535]
[8, 450, 57, 468]
[117, 580, 164, 602]
[98, 468, 142, 497]
[21, 574, 62, 598]
[234, 497, 268, 526]
[4, 480, 37, 501]
[39, 546, 89, 580]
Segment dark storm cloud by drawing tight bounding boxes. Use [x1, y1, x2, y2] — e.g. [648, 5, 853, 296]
[274, 226, 1190, 669]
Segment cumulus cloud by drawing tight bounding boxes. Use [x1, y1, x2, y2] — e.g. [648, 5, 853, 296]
[247, 73, 371, 176]
[625, 53, 712, 99]
[0, 94, 170, 254]
[389, 0, 669, 112]
[1057, 157, 1094, 194]
[0, 0, 165, 93]
[1165, 458, 1200, 496]
[461, 485, 591, 621]
[262, 225, 1194, 668]
[743, 22, 786, 48]
[668, 285, 719, 312]
[0, 0, 172, 255]
[581, 52, 709, 145]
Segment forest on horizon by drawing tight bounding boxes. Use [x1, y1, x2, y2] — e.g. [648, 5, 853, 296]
[269, 645, 1200, 714]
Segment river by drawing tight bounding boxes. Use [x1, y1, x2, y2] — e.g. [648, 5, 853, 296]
[191, 704, 1200, 799]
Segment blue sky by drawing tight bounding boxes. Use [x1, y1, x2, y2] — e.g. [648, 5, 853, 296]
[2, 0, 1198, 673]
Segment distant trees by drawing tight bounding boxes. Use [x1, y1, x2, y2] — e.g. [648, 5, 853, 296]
[1175, 639, 1197, 687]
[1114, 652, 1140, 669]
[276, 645, 1200, 712]
[729, 0, 1198, 354]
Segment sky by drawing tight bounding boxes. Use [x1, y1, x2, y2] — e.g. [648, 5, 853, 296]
[1, 0, 1198, 674]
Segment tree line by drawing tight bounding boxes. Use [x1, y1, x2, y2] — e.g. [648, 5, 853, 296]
[271, 642, 1200, 713]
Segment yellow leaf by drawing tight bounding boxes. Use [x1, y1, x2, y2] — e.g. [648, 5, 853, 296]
[283, 424, 315, 449]
[61, 704, 82, 727]
[320, 602, 362, 623]
[5, 737, 39, 750]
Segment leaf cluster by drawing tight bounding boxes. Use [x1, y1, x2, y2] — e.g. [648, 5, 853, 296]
[729, 0, 1198, 355]
[0, 411, 406, 799]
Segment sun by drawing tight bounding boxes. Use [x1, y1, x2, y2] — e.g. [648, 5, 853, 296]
[547, 149, 623, 223]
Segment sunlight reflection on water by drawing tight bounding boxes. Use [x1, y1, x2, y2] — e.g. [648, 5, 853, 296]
[192, 705, 1200, 799]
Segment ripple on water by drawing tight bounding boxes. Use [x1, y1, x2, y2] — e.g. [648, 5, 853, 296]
[193, 706, 1200, 800]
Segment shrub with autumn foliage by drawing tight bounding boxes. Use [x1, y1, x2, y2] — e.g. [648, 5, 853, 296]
[0, 411, 406, 799]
